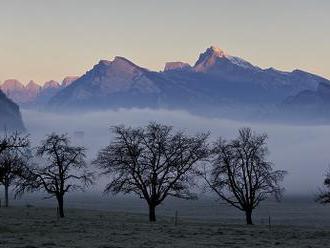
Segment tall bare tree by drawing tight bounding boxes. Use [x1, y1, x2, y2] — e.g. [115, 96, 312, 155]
[93, 122, 209, 222]
[0, 149, 29, 207]
[16, 133, 94, 218]
[205, 128, 286, 225]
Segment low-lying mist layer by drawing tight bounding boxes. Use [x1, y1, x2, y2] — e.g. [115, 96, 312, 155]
[21, 108, 330, 196]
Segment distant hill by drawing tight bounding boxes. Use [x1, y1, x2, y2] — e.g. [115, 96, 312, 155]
[0, 90, 25, 131]
[280, 82, 330, 122]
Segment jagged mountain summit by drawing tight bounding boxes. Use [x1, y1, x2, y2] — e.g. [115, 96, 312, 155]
[46, 46, 329, 121]
[193, 46, 260, 73]
[0, 76, 79, 106]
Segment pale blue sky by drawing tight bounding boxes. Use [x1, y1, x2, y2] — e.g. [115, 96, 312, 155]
[0, 0, 329, 84]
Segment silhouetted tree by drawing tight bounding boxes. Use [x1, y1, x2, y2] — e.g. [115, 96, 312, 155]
[16, 133, 94, 218]
[205, 128, 286, 225]
[316, 168, 330, 204]
[0, 149, 29, 207]
[0, 131, 30, 207]
[93, 123, 209, 222]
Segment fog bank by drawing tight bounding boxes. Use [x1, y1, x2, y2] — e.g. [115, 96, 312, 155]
[22, 108, 330, 196]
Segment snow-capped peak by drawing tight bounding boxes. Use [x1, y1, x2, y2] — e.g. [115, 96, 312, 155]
[194, 46, 225, 71]
[194, 46, 260, 72]
[225, 55, 260, 70]
[209, 46, 225, 57]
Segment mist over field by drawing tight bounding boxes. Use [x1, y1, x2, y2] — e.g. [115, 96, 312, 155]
[21, 108, 330, 196]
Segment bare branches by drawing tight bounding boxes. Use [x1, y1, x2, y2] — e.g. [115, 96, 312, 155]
[0, 131, 30, 154]
[93, 122, 209, 221]
[205, 127, 287, 224]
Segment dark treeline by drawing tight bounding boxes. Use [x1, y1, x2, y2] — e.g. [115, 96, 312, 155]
[0, 122, 328, 225]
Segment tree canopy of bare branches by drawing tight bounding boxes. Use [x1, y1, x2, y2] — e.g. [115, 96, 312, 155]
[16, 133, 94, 217]
[0, 131, 30, 155]
[93, 122, 209, 221]
[205, 128, 287, 225]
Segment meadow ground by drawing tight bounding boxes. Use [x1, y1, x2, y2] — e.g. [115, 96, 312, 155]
[1, 206, 330, 248]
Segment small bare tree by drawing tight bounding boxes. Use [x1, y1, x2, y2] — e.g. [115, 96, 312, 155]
[0, 131, 30, 207]
[0, 149, 29, 207]
[205, 128, 286, 225]
[16, 133, 94, 218]
[93, 123, 209, 222]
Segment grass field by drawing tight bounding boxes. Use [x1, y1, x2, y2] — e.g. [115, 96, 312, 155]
[1, 206, 330, 248]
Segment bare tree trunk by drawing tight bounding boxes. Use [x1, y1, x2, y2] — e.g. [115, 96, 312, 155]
[57, 195, 65, 218]
[245, 209, 253, 225]
[149, 204, 156, 222]
[4, 183, 9, 208]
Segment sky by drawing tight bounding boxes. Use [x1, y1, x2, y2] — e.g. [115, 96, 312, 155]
[0, 0, 329, 84]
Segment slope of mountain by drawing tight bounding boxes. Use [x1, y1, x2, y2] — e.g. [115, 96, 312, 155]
[286, 82, 330, 105]
[0, 90, 25, 131]
[280, 82, 330, 122]
[62, 76, 79, 87]
[47, 46, 329, 120]
[0, 80, 27, 104]
[25, 81, 41, 101]
[48, 57, 165, 109]
[34, 80, 61, 105]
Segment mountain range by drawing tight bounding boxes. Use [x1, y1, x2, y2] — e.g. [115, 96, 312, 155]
[47, 46, 329, 122]
[1, 46, 330, 123]
[0, 77, 78, 106]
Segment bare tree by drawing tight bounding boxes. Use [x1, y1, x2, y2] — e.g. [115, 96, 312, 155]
[93, 122, 209, 222]
[204, 128, 286, 225]
[316, 168, 330, 204]
[16, 133, 94, 218]
[0, 131, 30, 207]
[0, 149, 29, 207]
